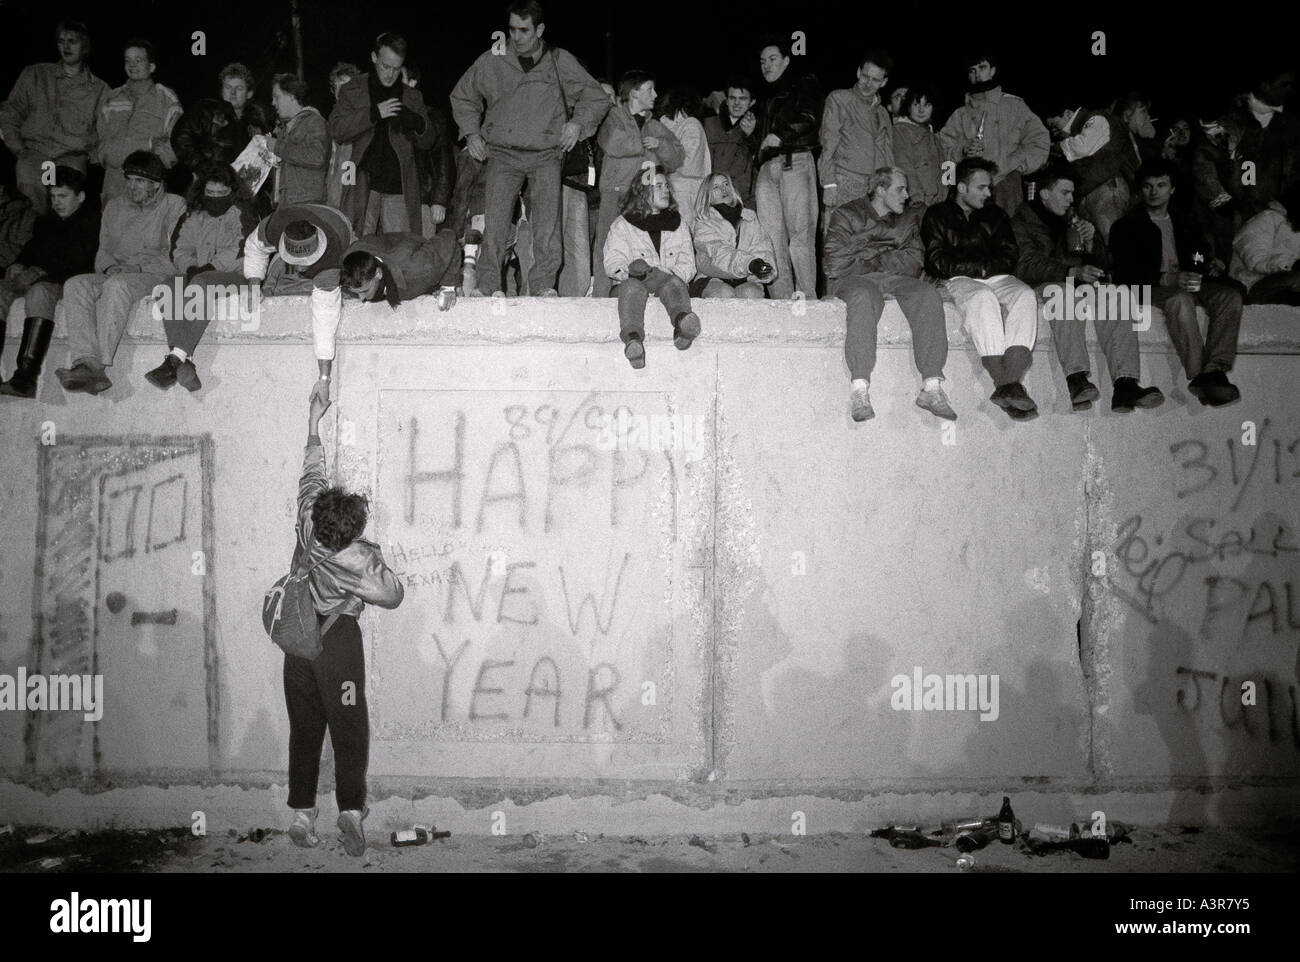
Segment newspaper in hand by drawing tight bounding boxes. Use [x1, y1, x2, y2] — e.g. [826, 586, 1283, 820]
[232, 134, 280, 195]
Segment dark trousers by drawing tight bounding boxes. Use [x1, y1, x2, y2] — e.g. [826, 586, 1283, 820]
[1247, 270, 1300, 306]
[283, 614, 368, 811]
[830, 273, 948, 382]
[1039, 282, 1140, 382]
[1150, 281, 1242, 377]
[162, 270, 247, 356]
[615, 270, 692, 342]
[478, 145, 562, 295]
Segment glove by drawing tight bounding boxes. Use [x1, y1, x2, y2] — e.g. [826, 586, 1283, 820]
[748, 258, 773, 278]
[627, 258, 651, 280]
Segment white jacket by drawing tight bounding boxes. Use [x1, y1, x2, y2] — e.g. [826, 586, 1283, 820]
[1231, 202, 1300, 291]
[603, 214, 695, 284]
[692, 205, 777, 282]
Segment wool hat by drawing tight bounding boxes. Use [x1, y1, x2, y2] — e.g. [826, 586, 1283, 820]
[122, 150, 166, 184]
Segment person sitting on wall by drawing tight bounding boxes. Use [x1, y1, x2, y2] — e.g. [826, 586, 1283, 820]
[603, 165, 698, 369]
[921, 156, 1039, 420]
[1110, 159, 1243, 407]
[1010, 165, 1164, 414]
[1230, 180, 1300, 305]
[690, 172, 777, 300]
[284, 387, 404, 855]
[826, 166, 957, 423]
[307, 229, 461, 405]
[144, 160, 259, 391]
[54, 150, 185, 395]
[146, 203, 354, 394]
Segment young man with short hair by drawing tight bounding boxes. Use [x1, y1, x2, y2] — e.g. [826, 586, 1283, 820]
[1110, 159, 1243, 406]
[922, 157, 1039, 420]
[704, 77, 759, 206]
[95, 39, 182, 202]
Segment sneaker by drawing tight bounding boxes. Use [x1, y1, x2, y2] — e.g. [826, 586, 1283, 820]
[288, 807, 320, 848]
[1192, 370, 1240, 407]
[175, 359, 202, 392]
[915, 385, 957, 421]
[624, 338, 645, 369]
[1112, 377, 1165, 413]
[850, 383, 875, 422]
[673, 312, 701, 350]
[145, 355, 179, 390]
[337, 807, 368, 856]
[991, 382, 1036, 412]
[1066, 372, 1100, 410]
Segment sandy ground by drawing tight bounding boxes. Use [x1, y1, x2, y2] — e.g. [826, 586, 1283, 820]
[3, 823, 1298, 873]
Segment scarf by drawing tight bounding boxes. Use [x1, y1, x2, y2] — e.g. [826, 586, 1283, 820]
[625, 208, 681, 254]
[713, 202, 743, 230]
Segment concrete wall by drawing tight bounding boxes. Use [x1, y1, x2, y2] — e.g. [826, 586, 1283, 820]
[2, 291, 1298, 834]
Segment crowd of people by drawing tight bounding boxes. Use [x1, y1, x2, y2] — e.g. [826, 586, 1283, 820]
[0, 3, 1297, 420]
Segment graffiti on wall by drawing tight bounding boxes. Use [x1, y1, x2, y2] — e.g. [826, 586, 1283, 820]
[26, 436, 217, 772]
[374, 391, 688, 742]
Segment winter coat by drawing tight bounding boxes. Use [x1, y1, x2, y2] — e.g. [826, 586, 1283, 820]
[757, 70, 823, 165]
[1109, 205, 1216, 288]
[1230, 202, 1300, 291]
[13, 203, 99, 281]
[0, 62, 106, 165]
[328, 72, 435, 234]
[1010, 198, 1108, 286]
[938, 86, 1049, 184]
[170, 98, 242, 173]
[660, 114, 710, 212]
[824, 197, 923, 280]
[450, 42, 609, 151]
[693, 205, 777, 281]
[892, 118, 946, 208]
[96, 80, 183, 173]
[703, 112, 757, 203]
[274, 107, 329, 207]
[920, 198, 1019, 279]
[603, 211, 695, 284]
[171, 204, 255, 275]
[0, 196, 37, 269]
[95, 187, 186, 274]
[597, 106, 684, 193]
[819, 87, 894, 201]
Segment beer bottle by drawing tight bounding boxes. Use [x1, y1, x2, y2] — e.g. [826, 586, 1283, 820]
[997, 796, 1016, 844]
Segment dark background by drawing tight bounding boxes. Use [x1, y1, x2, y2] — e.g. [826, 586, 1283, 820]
[0, 0, 1294, 130]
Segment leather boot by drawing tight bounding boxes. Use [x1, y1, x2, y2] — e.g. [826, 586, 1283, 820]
[0, 318, 54, 399]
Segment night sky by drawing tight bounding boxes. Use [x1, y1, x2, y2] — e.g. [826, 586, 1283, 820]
[0, 1, 1294, 131]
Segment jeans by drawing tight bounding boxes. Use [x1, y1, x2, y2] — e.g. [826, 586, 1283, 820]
[831, 273, 948, 382]
[479, 145, 562, 295]
[1150, 281, 1242, 376]
[284, 614, 369, 812]
[1040, 281, 1140, 381]
[62, 271, 168, 368]
[755, 152, 818, 299]
[615, 269, 693, 342]
[559, 185, 592, 296]
[362, 191, 409, 235]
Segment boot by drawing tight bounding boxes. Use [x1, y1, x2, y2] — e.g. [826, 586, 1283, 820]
[0, 318, 54, 399]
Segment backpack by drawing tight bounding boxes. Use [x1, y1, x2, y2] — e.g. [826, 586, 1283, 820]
[262, 548, 340, 660]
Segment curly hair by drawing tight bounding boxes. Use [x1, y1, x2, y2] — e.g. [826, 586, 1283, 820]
[621, 163, 675, 217]
[218, 62, 254, 90]
[311, 487, 369, 551]
[184, 160, 249, 211]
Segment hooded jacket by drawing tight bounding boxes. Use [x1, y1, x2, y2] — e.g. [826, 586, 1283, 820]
[297, 439, 403, 618]
[938, 85, 1049, 184]
[603, 209, 695, 284]
[824, 196, 924, 280]
[920, 197, 1019, 280]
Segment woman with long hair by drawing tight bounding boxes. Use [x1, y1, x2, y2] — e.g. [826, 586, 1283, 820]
[603, 164, 699, 368]
[690, 172, 777, 298]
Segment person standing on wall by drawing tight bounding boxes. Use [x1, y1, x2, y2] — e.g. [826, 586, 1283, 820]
[284, 389, 404, 856]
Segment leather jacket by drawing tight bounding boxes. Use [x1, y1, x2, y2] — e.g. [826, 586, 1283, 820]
[757, 70, 822, 165]
[297, 440, 404, 618]
[921, 198, 1019, 279]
